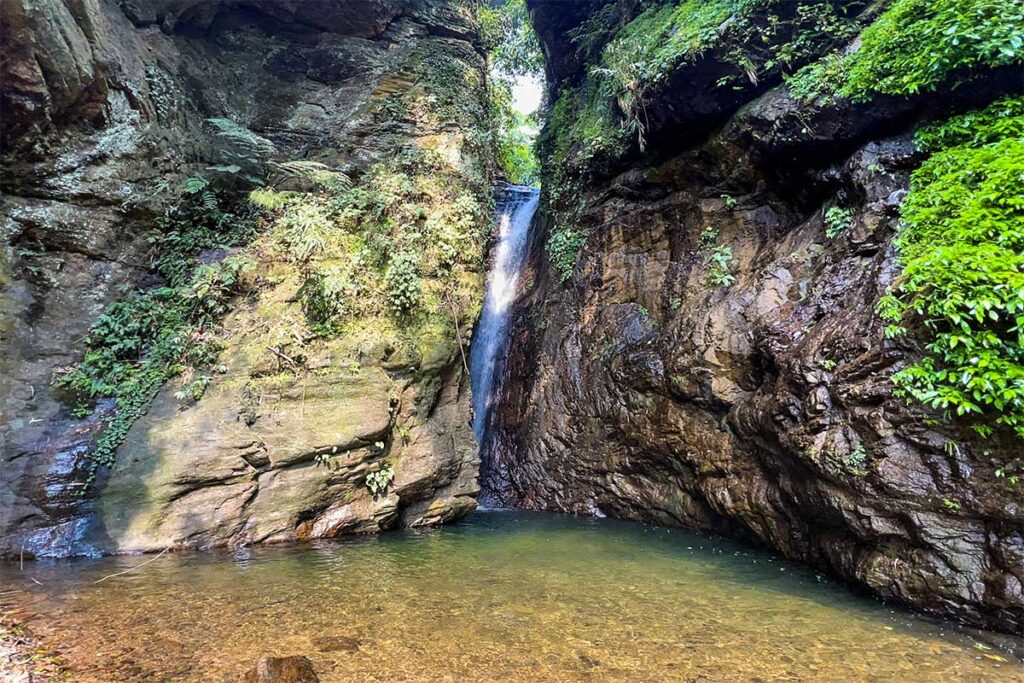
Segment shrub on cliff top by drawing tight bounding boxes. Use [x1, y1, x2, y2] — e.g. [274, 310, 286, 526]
[597, 0, 863, 146]
[789, 0, 1024, 102]
[879, 96, 1024, 437]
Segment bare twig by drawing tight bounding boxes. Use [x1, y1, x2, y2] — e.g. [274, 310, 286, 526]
[266, 345, 299, 368]
[93, 547, 170, 584]
[444, 293, 471, 378]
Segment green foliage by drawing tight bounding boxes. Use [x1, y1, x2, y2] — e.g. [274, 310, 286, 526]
[879, 96, 1024, 437]
[538, 1, 862, 260]
[788, 0, 1024, 103]
[546, 227, 586, 282]
[996, 463, 1022, 487]
[843, 444, 869, 475]
[252, 146, 489, 340]
[384, 251, 422, 314]
[490, 74, 540, 185]
[55, 189, 255, 485]
[915, 96, 1024, 151]
[275, 201, 332, 262]
[700, 226, 735, 287]
[365, 464, 395, 497]
[477, 0, 544, 77]
[700, 226, 720, 248]
[597, 0, 862, 146]
[824, 206, 853, 238]
[566, 0, 637, 64]
[539, 81, 628, 197]
[706, 244, 736, 287]
[298, 265, 362, 337]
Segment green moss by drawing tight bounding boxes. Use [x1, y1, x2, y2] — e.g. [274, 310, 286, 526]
[248, 140, 489, 378]
[879, 95, 1024, 437]
[789, 0, 1024, 103]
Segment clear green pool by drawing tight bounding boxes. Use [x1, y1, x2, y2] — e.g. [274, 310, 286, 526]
[1, 510, 1020, 681]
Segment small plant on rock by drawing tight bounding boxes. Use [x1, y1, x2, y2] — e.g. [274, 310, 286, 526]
[843, 444, 869, 475]
[366, 464, 396, 497]
[706, 244, 736, 288]
[547, 227, 586, 282]
[824, 206, 853, 238]
[384, 251, 422, 314]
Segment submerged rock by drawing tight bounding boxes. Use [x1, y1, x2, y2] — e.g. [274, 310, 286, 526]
[243, 656, 319, 683]
[311, 636, 361, 653]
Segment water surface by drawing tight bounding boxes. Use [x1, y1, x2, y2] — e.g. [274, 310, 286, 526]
[1, 510, 1020, 682]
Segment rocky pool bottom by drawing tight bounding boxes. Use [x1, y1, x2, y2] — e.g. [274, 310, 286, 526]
[0, 510, 1020, 682]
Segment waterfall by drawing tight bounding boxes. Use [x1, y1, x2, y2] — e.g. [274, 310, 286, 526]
[470, 184, 540, 443]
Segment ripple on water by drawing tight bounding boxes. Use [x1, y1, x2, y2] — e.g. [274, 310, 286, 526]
[0, 510, 1020, 682]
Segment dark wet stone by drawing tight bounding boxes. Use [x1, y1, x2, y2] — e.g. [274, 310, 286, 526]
[311, 636, 361, 653]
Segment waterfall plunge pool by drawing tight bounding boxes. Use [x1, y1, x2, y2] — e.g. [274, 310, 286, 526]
[1, 509, 1020, 681]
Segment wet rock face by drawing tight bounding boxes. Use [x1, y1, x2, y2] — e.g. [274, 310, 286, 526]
[490, 2, 1024, 633]
[1, 0, 486, 555]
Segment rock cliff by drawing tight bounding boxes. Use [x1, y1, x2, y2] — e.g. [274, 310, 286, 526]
[488, 0, 1024, 633]
[1, 0, 491, 555]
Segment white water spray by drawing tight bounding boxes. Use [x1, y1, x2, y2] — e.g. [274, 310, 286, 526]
[470, 184, 540, 441]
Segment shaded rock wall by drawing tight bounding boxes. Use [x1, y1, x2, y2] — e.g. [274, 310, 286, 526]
[488, 0, 1024, 633]
[1, 0, 490, 555]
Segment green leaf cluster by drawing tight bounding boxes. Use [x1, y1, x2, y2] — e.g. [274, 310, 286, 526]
[546, 226, 586, 282]
[365, 464, 396, 497]
[706, 244, 736, 288]
[824, 206, 853, 238]
[477, 0, 544, 78]
[788, 0, 1024, 103]
[880, 96, 1024, 437]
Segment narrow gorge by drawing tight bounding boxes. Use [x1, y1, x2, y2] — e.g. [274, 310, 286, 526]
[1, 0, 1022, 680]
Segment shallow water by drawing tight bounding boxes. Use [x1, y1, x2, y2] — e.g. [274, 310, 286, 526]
[1, 510, 1020, 682]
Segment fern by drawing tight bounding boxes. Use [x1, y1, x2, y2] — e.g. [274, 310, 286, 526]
[248, 187, 296, 210]
[206, 117, 278, 157]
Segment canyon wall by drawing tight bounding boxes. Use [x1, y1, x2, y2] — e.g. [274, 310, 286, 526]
[1, 0, 491, 555]
[489, 0, 1024, 633]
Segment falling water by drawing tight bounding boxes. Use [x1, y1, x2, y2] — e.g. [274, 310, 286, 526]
[469, 184, 540, 442]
